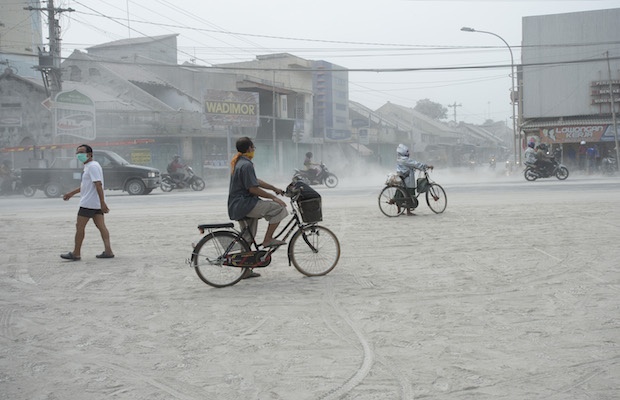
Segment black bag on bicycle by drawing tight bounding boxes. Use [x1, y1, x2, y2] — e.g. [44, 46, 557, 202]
[416, 177, 430, 193]
[287, 180, 322, 223]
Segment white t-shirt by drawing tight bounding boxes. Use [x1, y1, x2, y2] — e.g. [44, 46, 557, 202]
[79, 160, 105, 209]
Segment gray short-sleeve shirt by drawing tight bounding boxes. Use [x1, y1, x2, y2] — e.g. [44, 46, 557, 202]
[228, 157, 259, 221]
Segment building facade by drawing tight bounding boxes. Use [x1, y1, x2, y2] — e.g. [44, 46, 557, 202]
[520, 8, 620, 168]
[0, 0, 43, 79]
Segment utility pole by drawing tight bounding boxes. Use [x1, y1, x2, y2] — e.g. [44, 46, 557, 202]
[606, 51, 620, 170]
[26, 0, 74, 97]
[447, 102, 462, 123]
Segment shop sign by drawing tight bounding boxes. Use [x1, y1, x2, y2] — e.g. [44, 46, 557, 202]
[540, 125, 608, 143]
[54, 90, 96, 139]
[203, 90, 259, 128]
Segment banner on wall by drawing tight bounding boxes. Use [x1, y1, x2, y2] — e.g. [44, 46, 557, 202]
[539, 125, 618, 143]
[54, 90, 96, 139]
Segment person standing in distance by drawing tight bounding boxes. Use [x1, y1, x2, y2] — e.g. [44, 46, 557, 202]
[60, 144, 114, 261]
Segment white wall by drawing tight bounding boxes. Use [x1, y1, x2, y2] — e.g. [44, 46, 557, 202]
[521, 8, 620, 118]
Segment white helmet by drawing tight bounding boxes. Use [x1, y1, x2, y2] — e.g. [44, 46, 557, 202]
[580, 141, 586, 145]
[397, 143, 409, 157]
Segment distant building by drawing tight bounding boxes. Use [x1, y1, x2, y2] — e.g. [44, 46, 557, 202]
[0, 0, 43, 78]
[86, 34, 179, 65]
[312, 60, 350, 142]
[520, 8, 620, 163]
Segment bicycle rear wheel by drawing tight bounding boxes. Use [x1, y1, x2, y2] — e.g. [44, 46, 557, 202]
[378, 186, 407, 217]
[289, 225, 340, 276]
[425, 183, 447, 214]
[192, 231, 249, 287]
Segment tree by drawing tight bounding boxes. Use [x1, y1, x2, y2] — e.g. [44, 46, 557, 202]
[414, 99, 448, 120]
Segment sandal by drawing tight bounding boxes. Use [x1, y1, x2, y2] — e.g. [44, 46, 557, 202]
[96, 252, 115, 259]
[60, 252, 81, 261]
[242, 270, 261, 279]
[261, 239, 286, 248]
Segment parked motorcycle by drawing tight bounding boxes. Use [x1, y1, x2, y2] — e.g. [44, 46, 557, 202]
[160, 166, 205, 192]
[293, 163, 338, 188]
[524, 157, 569, 181]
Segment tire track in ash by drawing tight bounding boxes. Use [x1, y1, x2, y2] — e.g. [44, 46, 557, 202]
[320, 272, 413, 399]
[0, 307, 17, 341]
[318, 277, 376, 400]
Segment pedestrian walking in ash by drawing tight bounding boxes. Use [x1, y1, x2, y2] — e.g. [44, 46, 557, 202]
[60, 144, 114, 261]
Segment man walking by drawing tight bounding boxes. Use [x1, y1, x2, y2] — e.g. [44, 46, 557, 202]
[60, 144, 114, 261]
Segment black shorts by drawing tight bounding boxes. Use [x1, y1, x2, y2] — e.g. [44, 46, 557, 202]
[78, 207, 103, 218]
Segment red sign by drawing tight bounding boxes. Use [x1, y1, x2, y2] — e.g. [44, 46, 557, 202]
[1, 139, 154, 153]
[540, 125, 607, 144]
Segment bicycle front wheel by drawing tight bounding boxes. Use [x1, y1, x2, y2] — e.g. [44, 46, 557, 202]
[425, 183, 447, 214]
[378, 186, 407, 217]
[289, 225, 340, 276]
[192, 231, 249, 288]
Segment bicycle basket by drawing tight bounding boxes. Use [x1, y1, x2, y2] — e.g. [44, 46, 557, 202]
[298, 197, 322, 223]
[416, 177, 430, 193]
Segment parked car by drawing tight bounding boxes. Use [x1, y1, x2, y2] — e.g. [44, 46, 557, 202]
[20, 150, 161, 197]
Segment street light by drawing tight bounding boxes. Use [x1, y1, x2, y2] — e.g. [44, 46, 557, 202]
[461, 27, 519, 166]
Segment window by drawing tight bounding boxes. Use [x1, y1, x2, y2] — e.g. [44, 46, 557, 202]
[69, 66, 82, 81]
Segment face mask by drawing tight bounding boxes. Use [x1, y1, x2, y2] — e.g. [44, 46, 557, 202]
[76, 153, 88, 163]
[245, 151, 255, 160]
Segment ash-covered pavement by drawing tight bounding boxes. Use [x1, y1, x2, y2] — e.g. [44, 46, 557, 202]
[1, 170, 619, 399]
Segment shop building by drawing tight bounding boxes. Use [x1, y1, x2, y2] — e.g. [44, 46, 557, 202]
[520, 8, 620, 169]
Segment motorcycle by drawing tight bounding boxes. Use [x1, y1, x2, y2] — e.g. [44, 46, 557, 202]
[489, 156, 496, 170]
[160, 165, 205, 192]
[1, 170, 34, 197]
[601, 155, 617, 176]
[524, 157, 569, 181]
[292, 162, 338, 188]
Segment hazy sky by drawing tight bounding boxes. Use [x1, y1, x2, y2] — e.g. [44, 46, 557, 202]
[56, 0, 619, 124]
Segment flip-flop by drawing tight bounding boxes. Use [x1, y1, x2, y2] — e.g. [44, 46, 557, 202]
[242, 270, 261, 279]
[60, 252, 81, 261]
[262, 239, 286, 248]
[96, 252, 115, 259]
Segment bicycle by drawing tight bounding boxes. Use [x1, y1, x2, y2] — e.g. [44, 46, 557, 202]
[189, 186, 341, 288]
[378, 168, 447, 217]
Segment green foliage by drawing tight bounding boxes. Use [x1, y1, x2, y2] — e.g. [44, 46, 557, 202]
[414, 99, 448, 120]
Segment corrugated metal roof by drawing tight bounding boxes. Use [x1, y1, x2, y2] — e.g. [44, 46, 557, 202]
[522, 117, 615, 129]
[86, 34, 178, 50]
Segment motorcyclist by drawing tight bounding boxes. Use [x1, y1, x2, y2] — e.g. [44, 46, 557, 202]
[0, 160, 13, 195]
[524, 141, 537, 165]
[395, 144, 433, 215]
[535, 143, 554, 174]
[303, 152, 320, 182]
[167, 155, 186, 184]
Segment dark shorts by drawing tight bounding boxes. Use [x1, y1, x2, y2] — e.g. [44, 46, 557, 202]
[78, 207, 103, 218]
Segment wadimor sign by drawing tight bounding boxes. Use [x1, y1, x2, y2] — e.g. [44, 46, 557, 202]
[203, 90, 259, 128]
